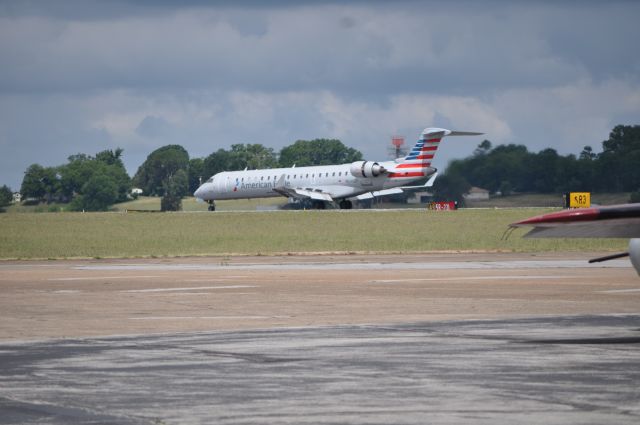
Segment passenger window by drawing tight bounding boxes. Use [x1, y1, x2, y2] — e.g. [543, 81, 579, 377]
[305, 174, 309, 178]
[332, 172, 335, 177]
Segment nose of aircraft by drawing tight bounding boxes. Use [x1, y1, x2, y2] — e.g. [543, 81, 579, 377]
[194, 185, 204, 199]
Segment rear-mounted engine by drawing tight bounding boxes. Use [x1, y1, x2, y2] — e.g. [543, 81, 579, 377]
[349, 161, 387, 178]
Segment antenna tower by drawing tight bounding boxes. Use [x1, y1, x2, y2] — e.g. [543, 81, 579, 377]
[389, 135, 406, 159]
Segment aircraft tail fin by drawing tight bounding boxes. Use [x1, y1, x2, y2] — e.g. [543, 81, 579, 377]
[397, 128, 483, 169]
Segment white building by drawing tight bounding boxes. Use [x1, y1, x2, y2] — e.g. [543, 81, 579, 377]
[463, 187, 490, 200]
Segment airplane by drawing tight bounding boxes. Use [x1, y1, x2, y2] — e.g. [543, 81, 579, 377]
[194, 127, 483, 210]
[508, 203, 640, 276]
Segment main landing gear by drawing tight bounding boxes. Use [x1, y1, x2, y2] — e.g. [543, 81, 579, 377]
[338, 199, 353, 210]
[310, 200, 326, 210]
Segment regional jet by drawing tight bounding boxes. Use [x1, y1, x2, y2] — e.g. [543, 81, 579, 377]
[194, 127, 483, 210]
[509, 203, 640, 276]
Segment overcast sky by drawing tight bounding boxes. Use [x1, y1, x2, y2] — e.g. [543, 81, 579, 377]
[1, 0, 639, 190]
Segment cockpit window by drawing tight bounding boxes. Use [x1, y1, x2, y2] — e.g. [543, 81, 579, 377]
[206, 177, 214, 183]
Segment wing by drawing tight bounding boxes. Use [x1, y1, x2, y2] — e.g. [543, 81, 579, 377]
[272, 175, 357, 201]
[273, 186, 334, 201]
[356, 172, 438, 201]
[510, 203, 640, 238]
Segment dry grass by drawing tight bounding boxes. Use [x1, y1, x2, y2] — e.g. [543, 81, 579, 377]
[113, 196, 286, 212]
[0, 209, 628, 259]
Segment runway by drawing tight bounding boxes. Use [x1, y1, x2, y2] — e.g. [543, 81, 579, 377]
[0, 253, 637, 340]
[0, 253, 639, 424]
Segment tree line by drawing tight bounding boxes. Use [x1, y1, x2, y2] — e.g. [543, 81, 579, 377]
[18, 149, 130, 211]
[433, 124, 640, 203]
[8, 124, 639, 211]
[13, 139, 362, 211]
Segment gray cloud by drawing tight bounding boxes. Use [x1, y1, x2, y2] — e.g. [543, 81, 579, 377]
[0, 0, 639, 189]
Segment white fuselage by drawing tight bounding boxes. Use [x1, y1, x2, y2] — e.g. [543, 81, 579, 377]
[193, 127, 482, 205]
[194, 161, 428, 201]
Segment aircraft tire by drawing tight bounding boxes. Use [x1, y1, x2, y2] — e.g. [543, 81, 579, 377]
[208, 204, 216, 211]
[339, 200, 353, 210]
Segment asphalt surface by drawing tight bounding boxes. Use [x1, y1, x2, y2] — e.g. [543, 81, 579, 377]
[1, 253, 638, 340]
[1, 315, 639, 425]
[0, 253, 639, 424]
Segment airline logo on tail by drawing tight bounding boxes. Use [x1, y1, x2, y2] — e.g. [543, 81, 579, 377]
[402, 135, 440, 166]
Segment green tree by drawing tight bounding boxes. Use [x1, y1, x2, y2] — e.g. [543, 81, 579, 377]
[20, 164, 60, 203]
[203, 148, 233, 180]
[95, 148, 124, 166]
[473, 139, 492, 156]
[133, 145, 189, 196]
[161, 169, 188, 211]
[98, 151, 131, 203]
[188, 158, 205, 194]
[0, 185, 12, 211]
[436, 124, 639, 196]
[598, 125, 640, 191]
[229, 144, 278, 170]
[529, 148, 560, 193]
[70, 173, 118, 211]
[58, 150, 131, 204]
[447, 144, 530, 194]
[279, 139, 362, 167]
[201, 144, 278, 181]
[432, 171, 471, 205]
[579, 145, 596, 161]
[58, 155, 93, 201]
[498, 180, 513, 196]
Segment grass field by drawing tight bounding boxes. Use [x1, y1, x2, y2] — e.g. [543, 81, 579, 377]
[113, 196, 287, 212]
[0, 209, 628, 259]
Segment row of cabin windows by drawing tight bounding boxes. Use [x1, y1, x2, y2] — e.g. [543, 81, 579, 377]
[240, 171, 346, 182]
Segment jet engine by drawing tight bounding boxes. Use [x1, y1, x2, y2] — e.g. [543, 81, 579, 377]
[349, 161, 387, 178]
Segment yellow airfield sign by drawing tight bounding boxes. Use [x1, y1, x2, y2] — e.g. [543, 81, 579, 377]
[569, 192, 591, 208]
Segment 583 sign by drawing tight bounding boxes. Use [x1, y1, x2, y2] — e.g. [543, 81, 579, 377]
[569, 192, 590, 208]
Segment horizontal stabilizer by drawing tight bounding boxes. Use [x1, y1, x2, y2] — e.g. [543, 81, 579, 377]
[421, 128, 483, 139]
[426, 172, 438, 187]
[449, 131, 484, 136]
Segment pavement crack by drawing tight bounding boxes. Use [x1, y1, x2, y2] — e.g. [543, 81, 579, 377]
[191, 348, 308, 363]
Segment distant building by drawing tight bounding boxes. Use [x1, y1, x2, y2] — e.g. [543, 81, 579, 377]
[463, 186, 490, 200]
[12, 192, 21, 203]
[131, 188, 143, 195]
[407, 190, 433, 204]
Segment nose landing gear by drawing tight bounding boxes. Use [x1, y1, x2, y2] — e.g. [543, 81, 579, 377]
[207, 201, 216, 211]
